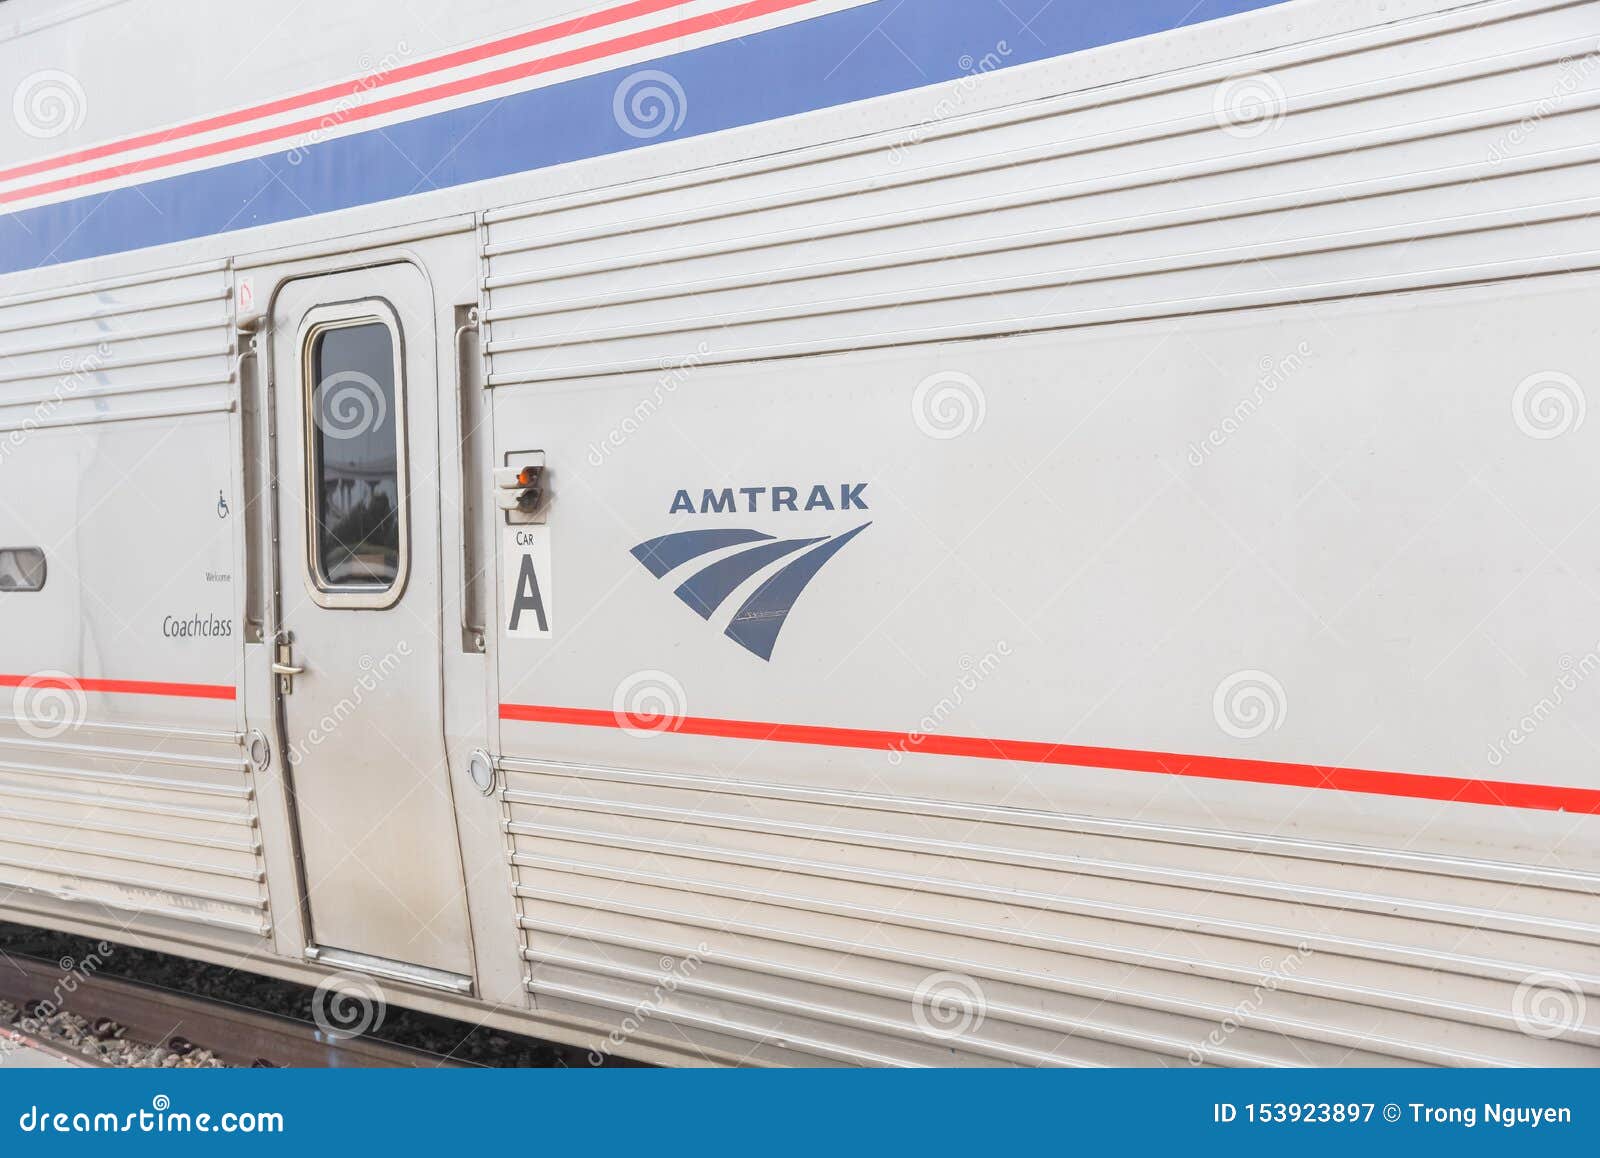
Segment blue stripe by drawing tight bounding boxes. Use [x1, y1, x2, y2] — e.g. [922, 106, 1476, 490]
[0, 0, 1287, 275]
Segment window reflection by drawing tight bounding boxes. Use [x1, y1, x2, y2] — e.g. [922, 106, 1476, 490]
[0, 547, 45, 592]
[308, 322, 401, 589]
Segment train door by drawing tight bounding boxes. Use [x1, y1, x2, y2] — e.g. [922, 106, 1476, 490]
[268, 263, 474, 989]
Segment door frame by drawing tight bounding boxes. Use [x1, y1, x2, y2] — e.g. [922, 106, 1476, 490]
[250, 252, 479, 992]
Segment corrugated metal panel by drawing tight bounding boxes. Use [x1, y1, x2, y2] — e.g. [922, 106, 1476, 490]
[481, 1, 1600, 385]
[0, 260, 257, 937]
[0, 262, 233, 432]
[0, 718, 268, 936]
[485, 0, 1600, 1064]
[505, 759, 1600, 1066]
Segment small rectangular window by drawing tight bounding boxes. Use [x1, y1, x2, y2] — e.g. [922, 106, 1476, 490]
[0, 548, 46, 592]
[306, 320, 403, 594]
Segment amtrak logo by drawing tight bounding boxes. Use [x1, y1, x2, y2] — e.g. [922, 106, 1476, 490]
[630, 524, 870, 661]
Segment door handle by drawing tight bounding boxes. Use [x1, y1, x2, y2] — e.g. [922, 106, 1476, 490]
[274, 638, 306, 693]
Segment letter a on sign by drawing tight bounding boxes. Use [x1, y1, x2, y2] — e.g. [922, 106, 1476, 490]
[503, 526, 552, 638]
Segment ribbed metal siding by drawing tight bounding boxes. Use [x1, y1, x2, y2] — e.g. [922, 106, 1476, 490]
[0, 719, 267, 937]
[0, 262, 232, 432]
[0, 261, 263, 937]
[480, 1, 1600, 385]
[505, 759, 1599, 1066]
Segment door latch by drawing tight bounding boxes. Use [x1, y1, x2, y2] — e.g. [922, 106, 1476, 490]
[273, 635, 306, 694]
[495, 451, 546, 524]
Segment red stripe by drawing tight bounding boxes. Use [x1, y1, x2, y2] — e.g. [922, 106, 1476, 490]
[0, 0, 820, 206]
[0, 674, 236, 701]
[498, 702, 1600, 815]
[0, 0, 696, 187]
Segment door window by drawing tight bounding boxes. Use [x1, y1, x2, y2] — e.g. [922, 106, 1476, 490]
[301, 309, 409, 607]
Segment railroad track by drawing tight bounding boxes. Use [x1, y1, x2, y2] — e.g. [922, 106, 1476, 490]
[2, 1023, 105, 1068]
[0, 952, 463, 1069]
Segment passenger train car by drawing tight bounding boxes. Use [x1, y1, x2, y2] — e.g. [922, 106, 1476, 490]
[0, 0, 1597, 1066]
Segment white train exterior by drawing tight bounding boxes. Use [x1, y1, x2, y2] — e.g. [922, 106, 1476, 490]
[0, 0, 1597, 1067]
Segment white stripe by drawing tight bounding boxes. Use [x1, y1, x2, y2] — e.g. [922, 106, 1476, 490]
[1, 0, 874, 210]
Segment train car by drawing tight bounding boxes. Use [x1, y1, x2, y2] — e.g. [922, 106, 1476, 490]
[0, 0, 1597, 1067]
